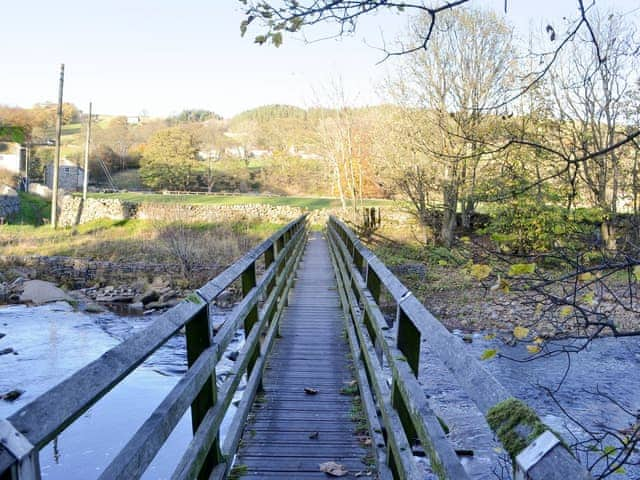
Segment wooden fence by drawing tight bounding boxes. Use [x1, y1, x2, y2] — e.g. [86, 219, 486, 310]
[0, 215, 308, 480]
[327, 216, 592, 480]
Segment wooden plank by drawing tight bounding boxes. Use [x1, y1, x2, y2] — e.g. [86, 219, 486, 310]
[235, 457, 369, 472]
[328, 230, 424, 480]
[240, 444, 366, 457]
[235, 232, 374, 479]
[173, 223, 309, 480]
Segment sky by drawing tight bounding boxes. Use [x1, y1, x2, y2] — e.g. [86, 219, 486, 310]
[1, 0, 638, 119]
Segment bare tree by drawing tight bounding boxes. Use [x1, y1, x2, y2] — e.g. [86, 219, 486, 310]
[548, 11, 639, 251]
[386, 8, 515, 246]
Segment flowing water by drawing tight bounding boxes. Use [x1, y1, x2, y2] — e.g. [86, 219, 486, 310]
[1, 303, 638, 479]
[0, 302, 242, 480]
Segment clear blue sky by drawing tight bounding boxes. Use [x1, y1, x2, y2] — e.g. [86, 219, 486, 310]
[1, 0, 637, 118]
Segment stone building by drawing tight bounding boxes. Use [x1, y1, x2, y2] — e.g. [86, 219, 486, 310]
[45, 159, 85, 191]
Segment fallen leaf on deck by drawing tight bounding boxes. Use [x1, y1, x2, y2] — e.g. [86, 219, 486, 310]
[304, 387, 319, 395]
[309, 431, 319, 439]
[319, 461, 349, 477]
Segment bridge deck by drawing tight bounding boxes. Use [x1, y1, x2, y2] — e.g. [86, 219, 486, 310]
[235, 232, 373, 479]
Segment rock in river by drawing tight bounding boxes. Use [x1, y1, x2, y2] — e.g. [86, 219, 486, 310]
[19, 280, 72, 305]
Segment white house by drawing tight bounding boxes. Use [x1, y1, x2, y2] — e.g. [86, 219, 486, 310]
[0, 142, 25, 174]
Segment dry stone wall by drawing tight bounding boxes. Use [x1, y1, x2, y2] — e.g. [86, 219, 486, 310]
[58, 195, 409, 228]
[0, 255, 218, 289]
[59, 196, 309, 227]
[0, 190, 20, 218]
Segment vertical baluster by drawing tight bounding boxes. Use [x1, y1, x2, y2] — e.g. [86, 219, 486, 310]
[396, 306, 420, 376]
[242, 262, 260, 378]
[264, 244, 275, 301]
[185, 304, 222, 478]
[366, 268, 381, 304]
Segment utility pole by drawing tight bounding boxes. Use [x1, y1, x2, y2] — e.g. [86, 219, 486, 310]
[82, 102, 92, 202]
[51, 63, 64, 228]
[24, 146, 30, 192]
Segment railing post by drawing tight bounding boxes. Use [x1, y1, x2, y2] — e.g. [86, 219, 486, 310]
[276, 235, 285, 278]
[264, 244, 276, 309]
[185, 304, 222, 479]
[242, 262, 260, 379]
[396, 306, 420, 376]
[366, 268, 381, 304]
[0, 420, 40, 480]
[391, 375, 418, 445]
[242, 262, 258, 333]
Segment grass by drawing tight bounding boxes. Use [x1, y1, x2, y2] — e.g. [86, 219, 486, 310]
[85, 191, 395, 210]
[61, 123, 82, 136]
[9, 192, 50, 225]
[111, 169, 143, 190]
[0, 218, 282, 282]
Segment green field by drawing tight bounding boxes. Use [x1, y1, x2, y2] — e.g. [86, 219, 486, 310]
[86, 192, 395, 210]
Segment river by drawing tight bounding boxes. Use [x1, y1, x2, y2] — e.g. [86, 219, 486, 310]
[1, 303, 638, 479]
[0, 302, 242, 480]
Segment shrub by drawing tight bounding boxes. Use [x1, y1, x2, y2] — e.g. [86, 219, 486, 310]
[483, 198, 591, 254]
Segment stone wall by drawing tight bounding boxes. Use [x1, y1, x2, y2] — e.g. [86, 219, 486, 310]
[0, 188, 20, 218]
[0, 255, 218, 289]
[58, 195, 410, 229]
[59, 196, 316, 227]
[58, 197, 138, 226]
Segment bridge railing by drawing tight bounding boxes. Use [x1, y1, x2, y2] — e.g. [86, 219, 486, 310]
[327, 216, 592, 480]
[0, 215, 308, 480]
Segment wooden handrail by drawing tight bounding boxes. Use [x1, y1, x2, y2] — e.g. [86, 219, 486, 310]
[0, 215, 308, 480]
[327, 216, 592, 480]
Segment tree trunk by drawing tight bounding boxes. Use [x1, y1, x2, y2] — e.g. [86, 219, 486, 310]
[461, 197, 474, 231]
[440, 183, 457, 248]
[601, 220, 617, 251]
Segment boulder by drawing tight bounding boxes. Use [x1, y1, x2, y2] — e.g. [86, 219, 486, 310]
[19, 280, 72, 305]
[135, 289, 159, 305]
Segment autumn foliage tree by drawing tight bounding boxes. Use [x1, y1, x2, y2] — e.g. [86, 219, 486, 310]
[140, 127, 199, 190]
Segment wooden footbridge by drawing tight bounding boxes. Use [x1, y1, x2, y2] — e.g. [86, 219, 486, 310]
[0, 216, 591, 480]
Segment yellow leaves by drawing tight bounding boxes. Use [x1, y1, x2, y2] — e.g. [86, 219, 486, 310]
[581, 292, 595, 305]
[513, 326, 529, 340]
[526, 345, 541, 354]
[578, 272, 594, 282]
[490, 276, 510, 293]
[533, 337, 544, 345]
[483, 333, 496, 341]
[559, 305, 573, 318]
[508, 263, 536, 276]
[470, 263, 492, 280]
[480, 348, 498, 360]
